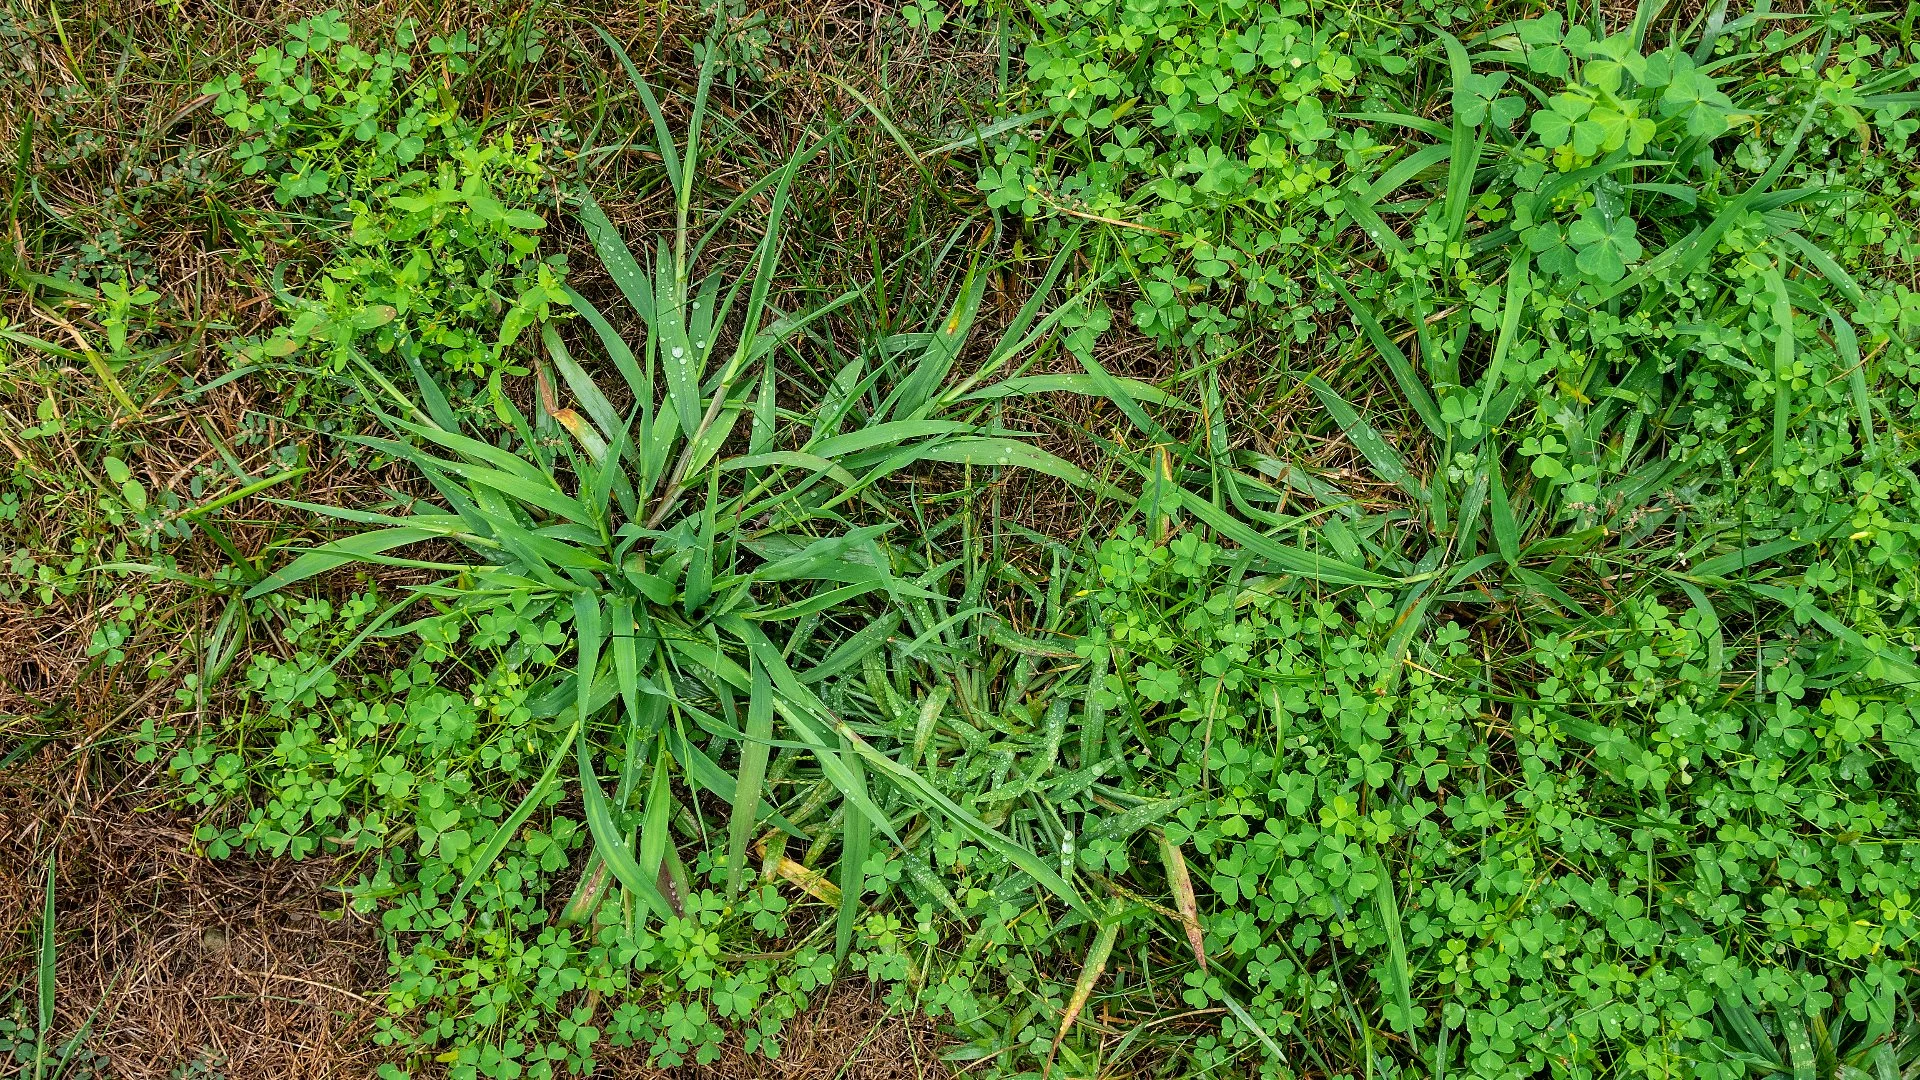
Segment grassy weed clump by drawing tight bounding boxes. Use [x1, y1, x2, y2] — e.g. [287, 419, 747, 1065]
[11, 0, 1920, 1078]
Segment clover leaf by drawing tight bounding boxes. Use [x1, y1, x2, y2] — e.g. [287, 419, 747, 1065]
[1567, 208, 1643, 283]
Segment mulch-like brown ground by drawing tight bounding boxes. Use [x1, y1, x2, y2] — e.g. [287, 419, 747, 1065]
[0, 751, 950, 1080]
[0, 752, 384, 1079]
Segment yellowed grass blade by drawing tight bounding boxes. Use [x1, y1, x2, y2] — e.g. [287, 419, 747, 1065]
[1046, 919, 1119, 1078]
[1156, 830, 1206, 971]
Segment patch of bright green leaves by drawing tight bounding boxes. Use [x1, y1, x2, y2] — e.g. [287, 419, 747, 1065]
[1057, 527, 1920, 1079]
[207, 12, 565, 383]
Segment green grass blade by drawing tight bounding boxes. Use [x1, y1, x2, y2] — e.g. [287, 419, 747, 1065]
[684, 479, 715, 615]
[801, 612, 901, 684]
[1362, 141, 1450, 205]
[401, 347, 460, 434]
[742, 581, 887, 622]
[1168, 484, 1392, 587]
[808, 420, 980, 460]
[726, 655, 775, 899]
[908, 437, 1103, 491]
[1745, 584, 1920, 686]
[1341, 192, 1413, 266]
[638, 735, 677, 914]
[1304, 374, 1426, 502]
[890, 264, 988, 421]
[1780, 229, 1864, 305]
[1220, 991, 1291, 1070]
[1475, 256, 1530, 428]
[573, 592, 604, 727]
[678, 32, 717, 236]
[1437, 29, 1483, 247]
[592, 25, 681, 195]
[750, 524, 894, 583]
[1693, 535, 1823, 579]
[577, 731, 676, 923]
[543, 325, 623, 444]
[726, 140, 822, 386]
[609, 596, 641, 744]
[450, 718, 580, 910]
[1079, 648, 1109, 769]
[1716, 994, 1779, 1061]
[574, 197, 656, 329]
[834, 733, 869, 967]
[1374, 866, 1418, 1050]
[37, 853, 54, 1074]
[381, 417, 553, 485]
[1784, 1012, 1816, 1080]
[1489, 460, 1520, 567]
[454, 463, 595, 527]
[245, 527, 453, 598]
[1323, 276, 1444, 438]
[1828, 307, 1875, 458]
[1074, 352, 1172, 443]
[562, 286, 648, 417]
[1764, 269, 1795, 471]
[958, 373, 1190, 409]
[1675, 580, 1726, 680]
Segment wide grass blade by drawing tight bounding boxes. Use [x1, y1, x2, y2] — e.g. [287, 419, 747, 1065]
[575, 195, 656, 327]
[1489, 460, 1521, 567]
[637, 735, 678, 914]
[1045, 917, 1119, 1077]
[725, 655, 775, 899]
[909, 437, 1102, 491]
[577, 732, 676, 923]
[245, 527, 456, 598]
[1375, 867, 1418, 1049]
[834, 733, 869, 967]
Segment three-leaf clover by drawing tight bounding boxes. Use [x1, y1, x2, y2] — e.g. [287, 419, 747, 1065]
[1567, 208, 1643, 282]
[1661, 53, 1734, 137]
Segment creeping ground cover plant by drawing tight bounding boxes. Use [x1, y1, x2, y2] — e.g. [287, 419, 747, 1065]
[207, 13, 567, 393]
[947, 0, 1920, 1076]
[122, 2, 1920, 1079]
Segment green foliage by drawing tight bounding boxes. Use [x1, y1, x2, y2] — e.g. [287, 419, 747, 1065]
[190, 35, 1132, 1077]
[161, 591, 837, 1078]
[982, 0, 1920, 365]
[111, 3, 1920, 1079]
[1047, 526, 1920, 1078]
[207, 12, 566, 381]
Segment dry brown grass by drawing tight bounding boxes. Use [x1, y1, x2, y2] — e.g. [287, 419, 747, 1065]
[0, 749, 958, 1079]
[0, 753, 385, 1079]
